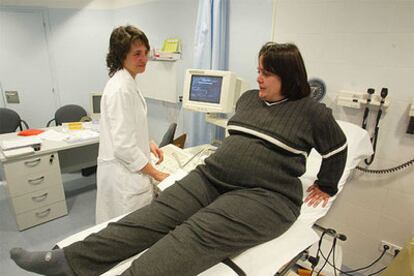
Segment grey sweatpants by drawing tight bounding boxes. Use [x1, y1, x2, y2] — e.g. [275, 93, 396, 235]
[64, 169, 298, 276]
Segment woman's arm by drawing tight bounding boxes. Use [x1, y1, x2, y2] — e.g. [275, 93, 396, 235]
[140, 162, 169, 182]
[312, 108, 348, 197]
[149, 141, 164, 164]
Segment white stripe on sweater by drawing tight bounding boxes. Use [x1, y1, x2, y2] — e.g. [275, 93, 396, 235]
[227, 125, 308, 157]
[321, 142, 347, 159]
[228, 125, 347, 159]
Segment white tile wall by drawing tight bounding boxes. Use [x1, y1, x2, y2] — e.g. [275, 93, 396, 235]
[274, 0, 414, 271]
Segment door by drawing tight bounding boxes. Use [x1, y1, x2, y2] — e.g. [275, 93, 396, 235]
[0, 9, 57, 128]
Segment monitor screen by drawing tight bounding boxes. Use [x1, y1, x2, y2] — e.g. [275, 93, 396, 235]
[189, 75, 223, 104]
[182, 69, 248, 114]
[92, 95, 102, 114]
[89, 93, 102, 118]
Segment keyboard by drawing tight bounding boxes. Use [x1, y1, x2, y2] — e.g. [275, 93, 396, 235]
[152, 144, 192, 174]
[152, 144, 216, 174]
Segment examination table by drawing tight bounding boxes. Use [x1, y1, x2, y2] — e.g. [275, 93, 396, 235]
[56, 120, 373, 275]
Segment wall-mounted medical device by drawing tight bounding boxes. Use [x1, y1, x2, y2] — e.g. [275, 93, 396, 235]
[347, 91, 414, 173]
[337, 88, 390, 165]
[308, 78, 326, 102]
[407, 98, 414, 134]
[336, 89, 390, 109]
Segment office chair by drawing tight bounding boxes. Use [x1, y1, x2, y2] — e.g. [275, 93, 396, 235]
[159, 123, 177, 147]
[0, 108, 29, 134]
[172, 134, 187, 149]
[159, 123, 187, 149]
[46, 104, 88, 127]
[46, 104, 96, 176]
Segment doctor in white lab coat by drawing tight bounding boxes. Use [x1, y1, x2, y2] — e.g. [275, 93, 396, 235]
[96, 25, 169, 224]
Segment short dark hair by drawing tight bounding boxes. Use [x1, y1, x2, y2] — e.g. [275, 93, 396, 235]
[259, 42, 310, 99]
[106, 25, 150, 77]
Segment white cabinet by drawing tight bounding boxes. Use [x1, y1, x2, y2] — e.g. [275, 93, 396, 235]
[3, 152, 67, 230]
[136, 60, 183, 103]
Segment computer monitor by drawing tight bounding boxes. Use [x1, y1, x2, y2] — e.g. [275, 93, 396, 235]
[182, 69, 248, 114]
[89, 92, 102, 119]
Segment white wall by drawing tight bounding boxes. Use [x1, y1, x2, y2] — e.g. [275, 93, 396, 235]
[0, 8, 58, 128]
[273, 0, 414, 272]
[47, 8, 113, 109]
[113, 0, 199, 144]
[0, 5, 112, 127]
[228, 0, 273, 89]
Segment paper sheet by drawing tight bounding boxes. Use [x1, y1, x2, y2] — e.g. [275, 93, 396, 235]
[64, 129, 99, 143]
[157, 169, 188, 191]
[0, 136, 42, 150]
[38, 129, 70, 141]
[161, 38, 181, 53]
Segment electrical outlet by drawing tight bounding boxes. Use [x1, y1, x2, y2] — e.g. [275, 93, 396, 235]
[380, 241, 401, 256]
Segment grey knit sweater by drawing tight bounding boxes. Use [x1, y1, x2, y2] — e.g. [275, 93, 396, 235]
[200, 89, 347, 208]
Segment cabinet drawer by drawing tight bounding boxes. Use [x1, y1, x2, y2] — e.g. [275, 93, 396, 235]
[6, 169, 62, 197]
[12, 185, 65, 214]
[4, 153, 60, 177]
[15, 201, 68, 231]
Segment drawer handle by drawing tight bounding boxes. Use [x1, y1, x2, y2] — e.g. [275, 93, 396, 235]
[32, 193, 48, 202]
[28, 176, 45, 185]
[24, 158, 41, 167]
[35, 208, 51, 218]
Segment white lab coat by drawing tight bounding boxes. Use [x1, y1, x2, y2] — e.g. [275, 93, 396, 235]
[95, 69, 153, 224]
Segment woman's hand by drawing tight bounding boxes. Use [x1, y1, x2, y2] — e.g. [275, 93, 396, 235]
[304, 183, 330, 208]
[150, 141, 164, 164]
[140, 162, 170, 182]
[152, 170, 169, 182]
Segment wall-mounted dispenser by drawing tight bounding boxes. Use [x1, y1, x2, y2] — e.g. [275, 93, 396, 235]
[407, 98, 414, 134]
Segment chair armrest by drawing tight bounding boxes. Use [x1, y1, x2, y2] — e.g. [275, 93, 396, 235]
[20, 120, 29, 130]
[46, 118, 55, 127]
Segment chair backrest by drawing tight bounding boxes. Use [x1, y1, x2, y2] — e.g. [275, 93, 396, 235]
[54, 104, 88, 126]
[159, 123, 177, 147]
[172, 133, 187, 149]
[0, 108, 27, 134]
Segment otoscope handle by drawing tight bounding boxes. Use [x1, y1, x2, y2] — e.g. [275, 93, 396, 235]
[361, 88, 375, 129]
[380, 88, 388, 100]
[362, 108, 369, 129]
[365, 88, 388, 166]
[376, 87, 387, 126]
[367, 88, 375, 96]
[375, 109, 383, 126]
